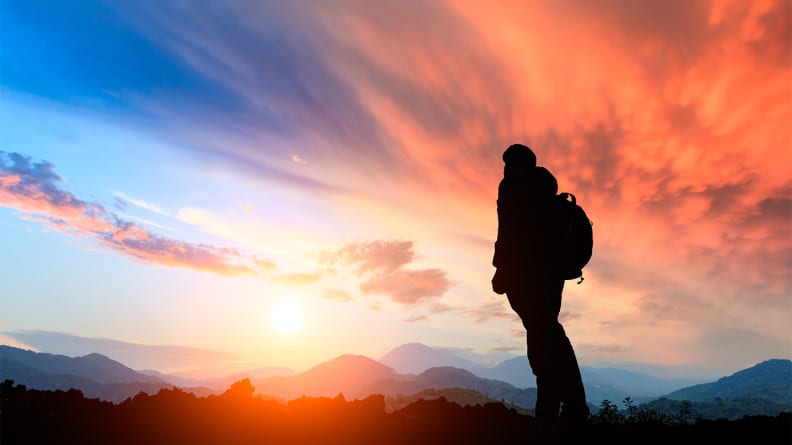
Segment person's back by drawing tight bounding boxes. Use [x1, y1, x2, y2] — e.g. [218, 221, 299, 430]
[529, 166, 564, 290]
[494, 163, 560, 293]
[493, 144, 539, 295]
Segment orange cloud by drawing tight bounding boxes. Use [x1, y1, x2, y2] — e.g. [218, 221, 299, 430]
[295, 0, 790, 367]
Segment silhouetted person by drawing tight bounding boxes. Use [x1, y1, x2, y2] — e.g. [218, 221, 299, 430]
[492, 143, 590, 437]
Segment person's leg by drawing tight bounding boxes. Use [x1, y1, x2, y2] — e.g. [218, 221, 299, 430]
[526, 316, 562, 430]
[534, 373, 562, 426]
[540, 278, 589, 421]
[555, 324, 589, 420]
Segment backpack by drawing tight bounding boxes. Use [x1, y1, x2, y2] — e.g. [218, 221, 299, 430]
[553, 192, 593, 283]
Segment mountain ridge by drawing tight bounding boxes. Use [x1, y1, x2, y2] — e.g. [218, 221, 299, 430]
[378, 343, 485, 375]
[663, 358, 792, 403]
[358, 365, 540, 409]
[0, 345, 164, 385]
[3, 343, 790, 413]
[253, 354, 396, 400]
[2, 331, 236, 378]
[378, 343, 708, 403]
[0, 345, 219, 402]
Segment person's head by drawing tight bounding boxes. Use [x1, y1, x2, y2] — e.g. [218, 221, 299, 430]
[502, 143, 537, 167]
[502, 144, 536, 177]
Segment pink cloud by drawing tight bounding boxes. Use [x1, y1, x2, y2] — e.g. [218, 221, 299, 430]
[0, 152, 272, 276]
[322, 239, 417, 275]
[360, 268, 449, 305]
[321, 240, 452, 305]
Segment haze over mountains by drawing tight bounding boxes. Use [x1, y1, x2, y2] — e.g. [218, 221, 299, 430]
[379, 343, 486, 375]
[0, 345, 185, 403]
[378, 343, 705, 404]
[2, 331, 722, 382]
[2, 331, 241, 379]
[2, 340, 790, 418]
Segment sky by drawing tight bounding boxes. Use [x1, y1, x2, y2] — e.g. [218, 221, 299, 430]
[1, 0, 790, 377]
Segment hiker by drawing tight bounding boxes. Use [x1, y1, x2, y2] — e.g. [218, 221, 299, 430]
[492, 143, 590, 435]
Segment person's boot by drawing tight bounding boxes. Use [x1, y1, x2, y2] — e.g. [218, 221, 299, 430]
[558, 407, 592, 443]
[529, 416, 560, 444]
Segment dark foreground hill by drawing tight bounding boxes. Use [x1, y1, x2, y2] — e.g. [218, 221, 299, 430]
[2, 380, 790, 445]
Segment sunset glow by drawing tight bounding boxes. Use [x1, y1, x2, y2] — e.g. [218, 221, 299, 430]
[0, 0, 789, 377]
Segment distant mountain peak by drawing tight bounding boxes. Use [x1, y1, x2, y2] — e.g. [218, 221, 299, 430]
[664, 358, 792, 403]
[713, 359, 791, 383]
[311, 354, 394, 371]
[297, 354, 396, 384]
[420, 366, 478, 379]
[252, 353, 395, 400]
[0, 345, 164, 385]
[330, 353, 381, 362]
[380, 343, 435, 356]
[398, 342, 427, 348]
[80, 353, 108, 359]
[379, 343, 483, 375]
[0, 345, 171, 403]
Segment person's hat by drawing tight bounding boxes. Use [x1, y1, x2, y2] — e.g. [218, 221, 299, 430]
[502, 144, 537, 166]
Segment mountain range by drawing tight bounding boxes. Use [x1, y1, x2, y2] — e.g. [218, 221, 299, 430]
[254, 354, 397, 400]
[2, 330, 240, 379]
[379, 343, 487, 374]
[664, 358, 792, 403]
[383, 343, 704, 404]
[2, 342, 789, 415]
[251, 352, 539, 409]
[0, 345, 183, 403]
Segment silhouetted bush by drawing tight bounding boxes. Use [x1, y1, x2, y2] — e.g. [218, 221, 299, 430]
[2, 380, 790, 445]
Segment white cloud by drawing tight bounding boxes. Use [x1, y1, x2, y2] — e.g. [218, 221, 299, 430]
[113, 191, 169, 216]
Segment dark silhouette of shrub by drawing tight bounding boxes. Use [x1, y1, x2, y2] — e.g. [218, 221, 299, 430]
[2, 380, 790, 445]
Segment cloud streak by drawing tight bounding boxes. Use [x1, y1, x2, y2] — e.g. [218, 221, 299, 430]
[113, 191, 169, 216]
[0, 151, 271, 276]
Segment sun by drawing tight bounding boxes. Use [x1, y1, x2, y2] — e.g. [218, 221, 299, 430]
[271, 299, 304, 334]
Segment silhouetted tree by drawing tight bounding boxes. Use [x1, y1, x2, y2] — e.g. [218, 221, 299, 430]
[222, 378, 255, 398]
